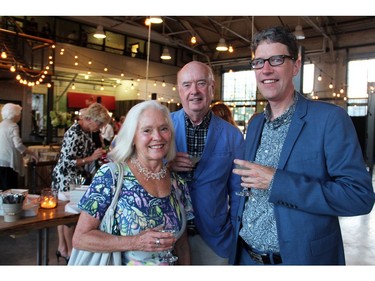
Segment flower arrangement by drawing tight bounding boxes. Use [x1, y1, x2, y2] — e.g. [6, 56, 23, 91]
[49, 111, 73, 128]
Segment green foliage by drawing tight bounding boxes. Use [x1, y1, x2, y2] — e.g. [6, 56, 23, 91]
[49, 111, 73, 128]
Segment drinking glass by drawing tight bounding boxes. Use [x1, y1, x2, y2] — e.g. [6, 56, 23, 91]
[158, 226, 179, 264]
[185, 154, 201, 181]
[235, 164, 252, 197]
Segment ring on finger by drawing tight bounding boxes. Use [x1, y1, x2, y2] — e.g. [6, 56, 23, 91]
[155, 238, 161, 246]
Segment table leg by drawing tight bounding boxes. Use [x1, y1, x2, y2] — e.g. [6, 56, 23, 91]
[37, 229, 43, 265]
[42, 228, 49, 265]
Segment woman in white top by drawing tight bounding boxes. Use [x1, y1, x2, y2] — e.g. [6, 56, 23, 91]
[0, 103, 38, 190]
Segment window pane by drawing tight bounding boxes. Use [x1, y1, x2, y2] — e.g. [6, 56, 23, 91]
[348, 59, 375, 98]
[105, 31, 124, 55]
[303, 64, 314, 94]
[223, 70, 257, 101]
[222, 70, 258, 131]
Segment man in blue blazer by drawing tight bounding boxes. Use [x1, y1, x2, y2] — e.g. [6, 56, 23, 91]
[170, 61, 245, 264]
[230, 26, 375, 265]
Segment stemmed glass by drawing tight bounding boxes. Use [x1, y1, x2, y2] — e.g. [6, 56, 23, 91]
[235, 164, 252, 197]
[185, 154, 201, 181]
[159, 226, 179, 264]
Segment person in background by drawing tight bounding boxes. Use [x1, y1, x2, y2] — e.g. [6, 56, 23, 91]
[52, 102, 111, 264]
[110, 115, 126, 150]
[169, 61, 245, 265]
[112, 116, 121, 135]
[0, 103, 38, 190]
[100, 122, 114, 148]
[72, 100, 193, 265]
[211, 101, 240, 131]
[231, 26, 375, 265]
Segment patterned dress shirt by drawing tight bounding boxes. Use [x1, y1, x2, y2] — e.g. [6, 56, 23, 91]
[240, 94, 298, 252]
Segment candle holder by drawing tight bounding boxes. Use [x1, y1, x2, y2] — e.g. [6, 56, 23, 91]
[40, 188, 58, 209]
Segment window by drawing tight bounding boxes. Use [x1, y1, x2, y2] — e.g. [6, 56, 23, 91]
[347, 59, 375, 116]
[105, 32, 124, 55]
[222, 70, 257, 132]
[303, 63, 314, 94]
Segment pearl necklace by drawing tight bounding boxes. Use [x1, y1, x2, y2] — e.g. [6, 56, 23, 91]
[131, 157, 167, 181]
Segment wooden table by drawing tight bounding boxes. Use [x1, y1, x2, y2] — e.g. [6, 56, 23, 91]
[0, 201, 79, 265]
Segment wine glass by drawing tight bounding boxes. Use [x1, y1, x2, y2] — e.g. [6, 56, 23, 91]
[235, 164, 252, 197]
[158, 226, 179, 264]
[185, 154, 201, 181]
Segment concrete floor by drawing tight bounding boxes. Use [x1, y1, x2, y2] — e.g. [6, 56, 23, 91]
[0, 175, 374, 266]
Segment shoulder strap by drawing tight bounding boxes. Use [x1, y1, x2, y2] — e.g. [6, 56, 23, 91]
[100, 162, 124, 233]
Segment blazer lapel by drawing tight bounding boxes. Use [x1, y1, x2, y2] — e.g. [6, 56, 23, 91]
[278, 94, 307, 169]
[193, 114, 223, 179]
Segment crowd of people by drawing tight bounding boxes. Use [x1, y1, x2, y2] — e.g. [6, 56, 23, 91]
[3, 25, 374, 266]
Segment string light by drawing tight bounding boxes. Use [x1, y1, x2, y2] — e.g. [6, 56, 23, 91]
[4, 43, 55, 87]
[317, 73, 322, 81]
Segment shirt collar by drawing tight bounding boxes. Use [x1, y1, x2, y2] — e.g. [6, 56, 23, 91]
[264, 92, 298, 128]
[184, 111, 211, 129]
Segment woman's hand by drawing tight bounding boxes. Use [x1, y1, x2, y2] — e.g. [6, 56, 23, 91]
[134, 228, 176, 252]
[26, 149, 39, 163]
[91, 148, 105, 161]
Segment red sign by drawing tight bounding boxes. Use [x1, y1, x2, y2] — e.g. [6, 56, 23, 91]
[67, 92, 116, 110]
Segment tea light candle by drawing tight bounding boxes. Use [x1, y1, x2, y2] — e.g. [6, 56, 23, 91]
[40, 189, 57, 209]
[40, 196, 57, 208]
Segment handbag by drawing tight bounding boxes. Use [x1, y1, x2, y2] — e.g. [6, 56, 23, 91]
[68, 162, 124, 266]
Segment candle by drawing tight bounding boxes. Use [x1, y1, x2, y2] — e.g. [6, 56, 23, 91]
[40, 189, 58, 209]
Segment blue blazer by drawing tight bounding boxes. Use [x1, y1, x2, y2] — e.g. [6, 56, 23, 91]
[171, 109, 245, 258]
[230, 93, 375, 265]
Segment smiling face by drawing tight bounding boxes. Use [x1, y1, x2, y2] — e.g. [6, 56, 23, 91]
[177, 61, 214, 122]
[254, 42, 301, 103]
[133, 107, 172, 165]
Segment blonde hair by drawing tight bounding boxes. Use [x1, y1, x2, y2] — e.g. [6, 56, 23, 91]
[108, 100, 176, 163]
[82, 103, 111, 125]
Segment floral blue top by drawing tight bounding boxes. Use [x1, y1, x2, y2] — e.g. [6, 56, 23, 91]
[78, 162, 194, 265]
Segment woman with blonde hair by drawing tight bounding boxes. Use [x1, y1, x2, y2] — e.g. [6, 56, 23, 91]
[52, 102, 111, 264]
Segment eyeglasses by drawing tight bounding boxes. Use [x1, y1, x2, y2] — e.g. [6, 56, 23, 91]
[250, 55, 295, 70]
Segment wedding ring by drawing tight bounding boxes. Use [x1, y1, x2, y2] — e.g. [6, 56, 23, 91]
[155, 238, 161, 246]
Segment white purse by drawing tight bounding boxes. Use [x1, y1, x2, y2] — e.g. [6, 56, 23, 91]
[68, 162, 124, 266]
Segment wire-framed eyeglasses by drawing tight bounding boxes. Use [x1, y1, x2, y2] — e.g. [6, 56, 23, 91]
[250, 55, 295, 70]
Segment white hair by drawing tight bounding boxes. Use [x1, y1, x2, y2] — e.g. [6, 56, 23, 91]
[1, 103, 22, 120]
[108, 100, 176, 163]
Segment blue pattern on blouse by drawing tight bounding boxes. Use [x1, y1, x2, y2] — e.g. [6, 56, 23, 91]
[78, 163, 194, 265]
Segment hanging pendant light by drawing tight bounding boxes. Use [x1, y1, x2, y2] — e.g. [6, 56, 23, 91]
[160, 20, 171, 60]
[294, 25, 305, 40]
[161, 46, 171, 60]
[293, 18, 305, 40]
[93, 25, 106, 39]
[216, 38, 228, 51]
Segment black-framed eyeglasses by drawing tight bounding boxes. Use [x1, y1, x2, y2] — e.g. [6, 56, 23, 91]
[250, 55, 295, 69]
